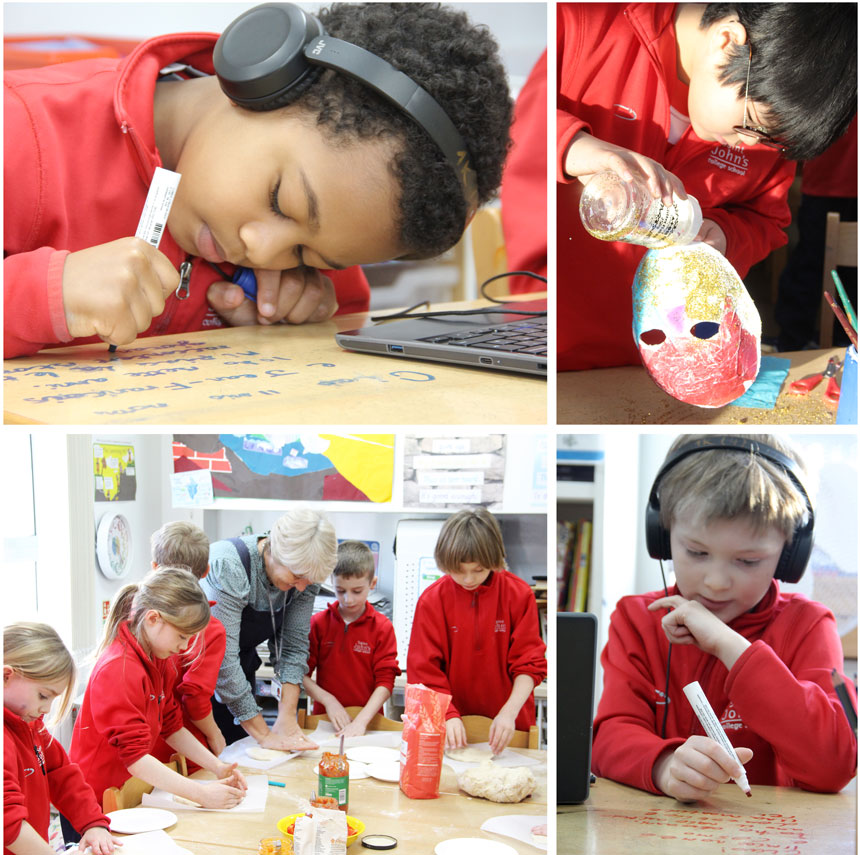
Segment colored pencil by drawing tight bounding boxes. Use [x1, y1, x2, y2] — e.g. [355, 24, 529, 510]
[830, 269, 857, 331]
[824, 291, 859, 349]
[831, 669, 857, 733]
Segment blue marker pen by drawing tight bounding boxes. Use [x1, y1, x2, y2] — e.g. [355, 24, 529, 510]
[232, 266, 258, 301]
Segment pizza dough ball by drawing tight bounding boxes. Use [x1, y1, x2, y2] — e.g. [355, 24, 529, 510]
[445, 747, 493, 763]
[457, 763, 537, 803]
[246, 746, 291, 762]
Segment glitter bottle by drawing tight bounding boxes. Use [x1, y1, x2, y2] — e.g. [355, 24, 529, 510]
[579, 170, 702, 247]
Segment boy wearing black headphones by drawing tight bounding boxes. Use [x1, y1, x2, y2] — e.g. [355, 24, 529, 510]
[591, 435, 856, 801]
[5, 3, 513, 357]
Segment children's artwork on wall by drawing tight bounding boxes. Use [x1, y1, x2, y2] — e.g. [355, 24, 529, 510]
[93, 442, 136, 501]
[632, 243, 761, 408]
[403, 435, 506, 508]
[172, 434, 395, 503]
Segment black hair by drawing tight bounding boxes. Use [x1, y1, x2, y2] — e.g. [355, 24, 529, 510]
[292, 3, 513, 259]
[700, 3, 857, 161]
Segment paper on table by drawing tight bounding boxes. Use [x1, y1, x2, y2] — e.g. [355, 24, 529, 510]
[304, 720, 403, 752]
[69, 830, 193, 855]
[442, 743, 544, 775]
[141, 774, 268, 812]
[219, 735, 303, 770]
[480, 815, 548, 851]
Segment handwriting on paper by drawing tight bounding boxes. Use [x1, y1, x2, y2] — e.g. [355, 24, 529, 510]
[4, 340, 436, 412]
[603, 807, 809, 854]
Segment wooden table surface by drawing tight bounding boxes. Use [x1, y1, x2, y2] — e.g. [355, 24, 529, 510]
[4, 296, 546, 425]
[558, 776, 856, 855]
[155, 746, 547, 854]
[557, 347, 846, 425]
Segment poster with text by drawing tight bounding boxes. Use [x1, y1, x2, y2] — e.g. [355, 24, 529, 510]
[93, 443, 136, 502]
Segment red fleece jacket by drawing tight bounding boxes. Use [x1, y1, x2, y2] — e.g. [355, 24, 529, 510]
[70, 622, 184, 803]
[407, 570, 547, 729]
[4, 709, 108, 852]
[4, 32, 369, 358]
[557, 3, 796, 370]
[593, 581, 858, 794]
[307, 601, 401, 715]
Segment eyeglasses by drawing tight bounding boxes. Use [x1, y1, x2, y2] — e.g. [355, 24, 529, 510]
[731, 44, 786, 152]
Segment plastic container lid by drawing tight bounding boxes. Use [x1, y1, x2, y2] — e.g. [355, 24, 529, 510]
[361, 834, 398, 850]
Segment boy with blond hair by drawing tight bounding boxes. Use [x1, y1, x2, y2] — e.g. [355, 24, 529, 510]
[592, 435, 856, 800]
[151, 521, 227, 760]
[407, 508, 547, 754]
[304, 541, 400, 737]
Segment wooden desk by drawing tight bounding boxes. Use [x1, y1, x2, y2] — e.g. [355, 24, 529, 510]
[557, 348, 844, 425]
[3, 297, 546, 425]
[558, 777, 856, 855]
[162, 747, 547, 854]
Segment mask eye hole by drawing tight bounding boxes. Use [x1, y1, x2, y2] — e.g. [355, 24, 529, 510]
[691, 322, 720, 339]
[639, 329, 666, 345]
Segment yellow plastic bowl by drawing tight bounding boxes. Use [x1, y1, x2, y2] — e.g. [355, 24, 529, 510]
[277, 813, 365, 847]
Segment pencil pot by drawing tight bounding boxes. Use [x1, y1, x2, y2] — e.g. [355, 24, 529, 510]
[836, 345, 858, 424]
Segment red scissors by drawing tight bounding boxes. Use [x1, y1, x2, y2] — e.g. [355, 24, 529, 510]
[789, 356, 842, 406]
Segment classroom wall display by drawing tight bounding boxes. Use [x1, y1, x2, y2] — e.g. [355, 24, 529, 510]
[93, 442, 136, 501]
[172, 434, 395, 503]
[403, 435, 506, 508]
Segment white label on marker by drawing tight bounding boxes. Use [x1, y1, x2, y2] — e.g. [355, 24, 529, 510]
[135, 167, 181, 249]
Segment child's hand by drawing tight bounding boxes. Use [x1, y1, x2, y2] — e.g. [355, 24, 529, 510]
[653, 735, 753, 802]
[325, 699, 353, 733]
[694, 220, 728, 254]
[489, 710, 517, 755]
[565, 131, 687, 206]
[192, 778, 246, 809]
[78, 825, 123, 854]
[445, 717, 468, 750]
[648, 595, 749, 668]
[206, 267, 338, 327]
[62, 238, 179, 345]
[215, 761, 248, 792]
[336, 719, 368, 738]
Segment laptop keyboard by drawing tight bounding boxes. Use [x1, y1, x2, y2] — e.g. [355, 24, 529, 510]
[417, 317, 547, 356]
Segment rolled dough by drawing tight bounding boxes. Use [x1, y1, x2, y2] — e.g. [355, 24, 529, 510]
[173, 794, 202, 807]
[246, 746, 291, 762]
[457, 764, 537, 803]
[445, 747, 493, 763]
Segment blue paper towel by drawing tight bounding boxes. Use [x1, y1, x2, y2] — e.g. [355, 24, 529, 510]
[731, 356, 791, 409]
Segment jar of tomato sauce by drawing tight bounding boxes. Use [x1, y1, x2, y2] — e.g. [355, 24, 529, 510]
[318, 750, 349, 812]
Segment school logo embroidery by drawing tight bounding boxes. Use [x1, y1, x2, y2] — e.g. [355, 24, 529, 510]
[720, 701, 745, 731]
[23, 766, 36, 777]
[707, 144, 749, 177]
[654, 687, 669, 708]
[613, 103, 638, 121]
[494, 620, 507, 633]
[353, 640, 372, 655]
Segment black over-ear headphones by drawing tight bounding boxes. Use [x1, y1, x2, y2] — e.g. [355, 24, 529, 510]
[645, 436, 815, 583]
[213, 2, 479, 220]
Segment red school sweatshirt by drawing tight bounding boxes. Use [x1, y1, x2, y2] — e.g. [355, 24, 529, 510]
[3, 32, 369, 358]
[307, 601, 401, 715]
[592, 581, 857, 794]
[556, 3, 796, 370]
[4, 708, 109, 852]
[406, 570, 547, 730]
[70, 622, 185, 803]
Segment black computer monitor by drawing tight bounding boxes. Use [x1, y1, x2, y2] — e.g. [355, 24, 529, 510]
[557, 611, 598, 804]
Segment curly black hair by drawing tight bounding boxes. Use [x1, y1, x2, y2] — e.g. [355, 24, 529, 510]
[292, 3, 513, 259]
[700, 4, 857, 161]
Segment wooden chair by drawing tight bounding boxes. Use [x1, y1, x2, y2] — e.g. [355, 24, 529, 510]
[820, 211, 858, 347]
[305, 706, 403, 732]
[461, 714, 539, 750]
[470, 205, 509, 299]
[102, 753, 188, 812]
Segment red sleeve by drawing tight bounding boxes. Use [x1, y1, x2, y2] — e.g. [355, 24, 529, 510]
[371, 617, 401, 692]
[329, 266, 370, 315]
[702, 158, 796, 279]
[725, 613, 857, 793]
[3, 729, 27, 847]
[500, 51, 548, 292]
[406, 590, 460, 720]
[179, 618, 227, 722]
[307, 612, 323, 676]
[591, 600, 685, 794]
[41, 732, 110, 835]
[507, 580, 547, 686]
[556, 4, 591, 185]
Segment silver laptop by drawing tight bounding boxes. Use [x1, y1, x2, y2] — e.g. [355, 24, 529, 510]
[335, 299, 547, 376]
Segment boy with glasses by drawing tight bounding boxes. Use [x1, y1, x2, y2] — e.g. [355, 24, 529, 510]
[557, 3, 857, 371]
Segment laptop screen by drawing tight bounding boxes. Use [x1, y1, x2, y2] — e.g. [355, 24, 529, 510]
[557, 612, 598, 804]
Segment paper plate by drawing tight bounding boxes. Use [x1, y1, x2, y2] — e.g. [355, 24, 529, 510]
[345, 746, 400, 765]
[314, 759, 369, 779]
[365, 761, 400, 783]
[106, 808, 178, 834]
[435, 839, 518, 855]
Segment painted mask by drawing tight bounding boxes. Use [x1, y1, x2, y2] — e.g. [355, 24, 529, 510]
[632, 243, 761, 407]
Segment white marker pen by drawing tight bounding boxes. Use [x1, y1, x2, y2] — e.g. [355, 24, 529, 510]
[682, 680, 752, 797]
[109, 167, 181, 352]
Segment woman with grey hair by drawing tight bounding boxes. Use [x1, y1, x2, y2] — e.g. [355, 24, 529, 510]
[203, 509, 337, 749]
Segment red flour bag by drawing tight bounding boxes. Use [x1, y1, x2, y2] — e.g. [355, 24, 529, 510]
[399, 683, 451, 799]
